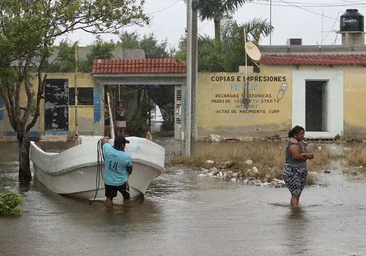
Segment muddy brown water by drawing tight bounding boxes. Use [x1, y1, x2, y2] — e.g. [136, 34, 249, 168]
[1, 139, 366, 256]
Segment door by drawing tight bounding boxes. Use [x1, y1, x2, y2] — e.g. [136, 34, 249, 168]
[44, 79, 69, 131]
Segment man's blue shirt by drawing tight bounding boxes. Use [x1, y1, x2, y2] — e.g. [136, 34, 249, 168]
[103, 143, 132, 186]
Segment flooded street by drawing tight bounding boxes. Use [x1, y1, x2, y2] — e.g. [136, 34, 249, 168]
[1, 140, 366, 256]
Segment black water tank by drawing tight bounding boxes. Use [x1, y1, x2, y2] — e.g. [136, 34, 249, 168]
[340, 9, 364, 32]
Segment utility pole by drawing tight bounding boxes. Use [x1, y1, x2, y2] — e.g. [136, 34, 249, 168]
[191, 0, 199, 154]
[74, 42, 79, 145]
[185, 0, 192, 156]
[270, 0, 272, 45]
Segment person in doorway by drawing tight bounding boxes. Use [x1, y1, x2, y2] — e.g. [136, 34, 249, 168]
[115, 102, 127, 136]
[282, 125, 314, 208]
[102, 136, 133, 208]
[104, 107, 110, 137]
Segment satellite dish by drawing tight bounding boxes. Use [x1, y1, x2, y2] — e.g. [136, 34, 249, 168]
[245, 42, 261, 61]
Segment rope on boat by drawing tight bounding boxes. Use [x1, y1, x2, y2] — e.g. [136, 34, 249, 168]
[89, 138, 105, 204]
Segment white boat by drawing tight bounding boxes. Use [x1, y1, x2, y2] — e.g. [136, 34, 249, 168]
[30, 136, 165, 202]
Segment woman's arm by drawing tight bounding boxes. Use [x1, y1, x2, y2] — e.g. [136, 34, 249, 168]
[301, 147, 314, 159]
[289, 144, 307, 162]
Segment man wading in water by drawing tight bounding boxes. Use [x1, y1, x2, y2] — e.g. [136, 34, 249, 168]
[102, 136, 133, 208]
[282, 126, 314, 208]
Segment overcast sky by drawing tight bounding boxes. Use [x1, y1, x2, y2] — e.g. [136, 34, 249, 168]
[60, 0, 366, 49]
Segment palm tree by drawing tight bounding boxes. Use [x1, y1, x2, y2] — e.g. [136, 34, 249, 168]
[175, 17, 273, 72]
[217, 18, 273, 71]
[198, 0, 250, 54]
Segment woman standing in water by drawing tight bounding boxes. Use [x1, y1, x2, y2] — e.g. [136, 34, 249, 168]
[283, 125, 314, 208]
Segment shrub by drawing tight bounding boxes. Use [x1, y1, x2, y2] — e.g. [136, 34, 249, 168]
[0, 191, 23, 216]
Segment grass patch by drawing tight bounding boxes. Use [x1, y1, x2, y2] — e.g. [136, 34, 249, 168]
[171, 141, 331, 184]
[344, 143, 366, 169]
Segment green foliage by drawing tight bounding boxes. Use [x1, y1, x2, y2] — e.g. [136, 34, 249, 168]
[128, 119, 145, 137]
[45, 40, 76, 72]
[174, 17, 273, 72]
[79, 37, 116, 72]
[197, 0, 250, 53]
[0, 191, 23, 216]
[119, 32, 140, 49]
[118, 32, 171, 58]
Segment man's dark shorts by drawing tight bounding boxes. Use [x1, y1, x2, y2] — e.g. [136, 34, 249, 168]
[105, 182, 130, 199]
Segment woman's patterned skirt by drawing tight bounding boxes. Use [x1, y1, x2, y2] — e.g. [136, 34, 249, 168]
[282, 164, 308, 197]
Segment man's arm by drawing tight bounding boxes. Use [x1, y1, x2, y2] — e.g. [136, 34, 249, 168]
[127, 166, 133, 175]
[102, 137, 109, 145]
[126, 157, 133, 175]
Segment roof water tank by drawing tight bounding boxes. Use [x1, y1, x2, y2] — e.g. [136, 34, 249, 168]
[340, 9, 364, 32]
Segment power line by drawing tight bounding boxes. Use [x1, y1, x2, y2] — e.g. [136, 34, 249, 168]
[321, 12, 340, 45]
[252, 0, 366, 8]
[146, 0, 180, 15]
[270, 0, 339, 20]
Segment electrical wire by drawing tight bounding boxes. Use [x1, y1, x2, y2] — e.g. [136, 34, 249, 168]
[321, 12, 340, 45]
[253, 0, 366, 7]
[89, 138, 105, 204]
[146, 0, 180, 15]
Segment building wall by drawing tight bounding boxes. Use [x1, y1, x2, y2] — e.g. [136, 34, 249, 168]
[343, 67, 366, 137]
[0, 73, 96, 141]
[197, 65, 366, 139]
[197, 67, 293, 139]
[286, 65, 366, 138]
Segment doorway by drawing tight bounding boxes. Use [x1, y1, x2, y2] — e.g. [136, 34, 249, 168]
[305, 80, 328, 132]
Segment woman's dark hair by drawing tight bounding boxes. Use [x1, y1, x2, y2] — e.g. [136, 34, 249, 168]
[288, 125, 304, 138]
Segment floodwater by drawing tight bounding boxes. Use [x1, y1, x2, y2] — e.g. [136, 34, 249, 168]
[1, 139, 366, 256]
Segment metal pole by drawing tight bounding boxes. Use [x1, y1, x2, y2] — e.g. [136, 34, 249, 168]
[74, 42, 79, 145]
[270, 0, 272, 45]
[321, 10, 324, 44]
[107, 92, 115, 139]
[191, 0, 199, 154]
[118, 85, 121, 101]
[185, 0, 192, 156]
[243, 28, 249, 106]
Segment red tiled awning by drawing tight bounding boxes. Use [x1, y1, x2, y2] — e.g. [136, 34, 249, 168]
[261, 54, 366, 66]
[92, 58, 186, 74]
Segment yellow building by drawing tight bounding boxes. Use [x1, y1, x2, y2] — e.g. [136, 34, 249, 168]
[0, 73, 98, 141]
[197, 48, 366, 140]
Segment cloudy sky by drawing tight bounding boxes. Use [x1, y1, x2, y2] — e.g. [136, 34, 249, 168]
[62, 0, 366, 48]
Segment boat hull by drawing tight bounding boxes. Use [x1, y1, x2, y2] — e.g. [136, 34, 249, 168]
[30, 136, 164, 202]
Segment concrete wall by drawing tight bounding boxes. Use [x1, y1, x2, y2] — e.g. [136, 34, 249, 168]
[344, 66, 366, 137]
[197, 68, 293, 139]
[198, 65, 366, 140]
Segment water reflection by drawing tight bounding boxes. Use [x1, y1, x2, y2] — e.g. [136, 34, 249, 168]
[283, 207, 311, 255]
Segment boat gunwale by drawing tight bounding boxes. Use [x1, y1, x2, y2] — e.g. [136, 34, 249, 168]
[30, 141, 165, 176]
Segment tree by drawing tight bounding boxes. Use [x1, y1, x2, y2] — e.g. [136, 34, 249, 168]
[174, 18, 273, 72]
[118, 32, 172, 58]
[198, 0, 250, 54]
[219, 18, 273, 71]
[0, 0, 148, 182]
[79, 37, 116, 72]
[119, 31, 140, 49]
[45, 40, 75, 73]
